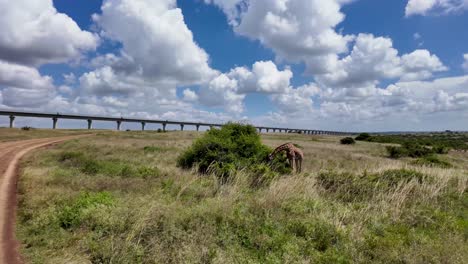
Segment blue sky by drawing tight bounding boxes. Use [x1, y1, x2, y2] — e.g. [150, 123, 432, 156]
[1, 0, 468, 131]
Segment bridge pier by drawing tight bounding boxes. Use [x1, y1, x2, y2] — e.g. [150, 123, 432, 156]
[116, 120, 122, 131]
[259, 128, 262, 133]
[9, 115, 15, 128]
[180, 124, 184, 131]
[266, 128, 269, 133]
[162, 123, 167, 132]
[141, 122, 146, 131]
[87, 119, 93, 130]
[196, 124, 200, 131]
[52, 117, 58, 129]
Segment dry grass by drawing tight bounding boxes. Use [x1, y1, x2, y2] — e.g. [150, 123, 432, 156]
[0, 128, 93, 142]
[11, 130, 468, 263]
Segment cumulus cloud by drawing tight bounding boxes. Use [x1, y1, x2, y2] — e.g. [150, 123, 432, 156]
[205, 0, 354, 75]
[316, 34, 446, 88]
[405, 0, 468, 16]
[270, 84, 320, 114]
[197, 60, 293, 114]
[91, 0, 215, 85]
[0, 0, 98, 66]
[0, 60, 56, 107]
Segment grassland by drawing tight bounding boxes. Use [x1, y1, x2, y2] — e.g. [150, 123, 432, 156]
[9, 129, 468, 263]
[0, 128, 93, 142]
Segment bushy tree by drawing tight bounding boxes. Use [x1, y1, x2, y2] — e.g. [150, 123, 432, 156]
[177, 123, 290, 177]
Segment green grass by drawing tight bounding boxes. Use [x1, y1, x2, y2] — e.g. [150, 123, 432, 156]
[13, 130, 468, 263]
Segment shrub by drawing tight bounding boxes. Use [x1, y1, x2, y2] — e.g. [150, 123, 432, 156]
[177, 122, 289, 177]
[340, 137, 356, 145]
[386, 146, 408, 159]
[57, 191, 114, 229]
[21, 126, 32, 131]
[355, 133, 371, 141]
[386, 143, 434, 159]
[157, 128, 164, 133]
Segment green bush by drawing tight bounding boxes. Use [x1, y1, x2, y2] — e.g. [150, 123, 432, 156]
[386, 146, 408, 159]
[177, 122, 289, 177]
[386, 142, 434, 159]
[340, 137, 356, 145]
[355, 133, 371, 141]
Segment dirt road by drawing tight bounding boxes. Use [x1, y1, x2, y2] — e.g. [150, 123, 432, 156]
[0, 136, 89, 264]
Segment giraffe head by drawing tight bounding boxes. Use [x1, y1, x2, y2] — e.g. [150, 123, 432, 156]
[268, 153, 274, 161]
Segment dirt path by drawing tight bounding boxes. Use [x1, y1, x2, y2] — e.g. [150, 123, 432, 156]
[0, 135, 90, 264]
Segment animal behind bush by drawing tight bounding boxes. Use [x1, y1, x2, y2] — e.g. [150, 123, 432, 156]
[177, 122, 291, 178]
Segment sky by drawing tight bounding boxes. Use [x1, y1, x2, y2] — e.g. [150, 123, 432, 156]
[1, 0, 468, 132]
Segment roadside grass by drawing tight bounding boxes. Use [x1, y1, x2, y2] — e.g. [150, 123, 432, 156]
[0, 128, 92, 142]
[16, 131, 468, 263]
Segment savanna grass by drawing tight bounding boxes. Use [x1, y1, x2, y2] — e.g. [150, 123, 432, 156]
[12, 129, 468, 263]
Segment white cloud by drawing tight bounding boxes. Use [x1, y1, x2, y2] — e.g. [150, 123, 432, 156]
[316, 34, 446, 88]
[463, 53, 468, 71]
[206, 0, 354, 75]
[0, 60, 56, 107]
[92, 0, 216, 85]
[198, 73, 245, 114]
[270, 84, 320, 114]
[183, 89, 199, 102]
[405, 0, 468, 16]
[197, 60, 293, 114]
[0, 0, 98, 66]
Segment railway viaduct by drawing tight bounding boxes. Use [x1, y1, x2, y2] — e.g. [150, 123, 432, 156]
[0, 110, 352, 136]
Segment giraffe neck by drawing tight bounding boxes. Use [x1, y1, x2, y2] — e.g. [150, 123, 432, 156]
[271, 143, 292, 156]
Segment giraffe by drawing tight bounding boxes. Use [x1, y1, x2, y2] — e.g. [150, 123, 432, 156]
[268, 143, 304, 173]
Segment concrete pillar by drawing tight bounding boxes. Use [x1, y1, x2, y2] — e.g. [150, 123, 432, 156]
[162, 123, 167, 132]
[116, 120, 122, 131]
[180, 124, 184, 131]
[52, 117, 58, 129]
[259, 128, 262, 133]
[9, 115, 15, 128]
[266, 128, 269, 133]
[87, 119, 93, 130]
[196, 124, 200, 131]
[273, 129, 276, 133]
[141, 122, 146, 131]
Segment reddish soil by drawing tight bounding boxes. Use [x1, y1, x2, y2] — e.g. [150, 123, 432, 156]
[0, 136, 88, 264]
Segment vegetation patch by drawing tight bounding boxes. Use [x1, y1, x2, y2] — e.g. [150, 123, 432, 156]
[317, 169, 430, 202]
[58, 150, 160, 179]
[356, 133, 468, 151]
[412, 155, 453, 168]
[177, 123, 291, 178]
[340, 137, 355, 145]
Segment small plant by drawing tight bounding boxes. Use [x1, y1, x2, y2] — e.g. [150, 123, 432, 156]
[21, 126, 32, 131]
[340, 137, 356, 145]
[157, 128, 164, 133]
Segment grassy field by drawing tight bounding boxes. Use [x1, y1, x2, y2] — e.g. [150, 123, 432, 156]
[0, 128, 93, 142]
[11, 129, 468, 263]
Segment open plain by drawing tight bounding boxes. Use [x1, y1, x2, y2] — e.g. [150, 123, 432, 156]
[1, 128, 467, 263]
